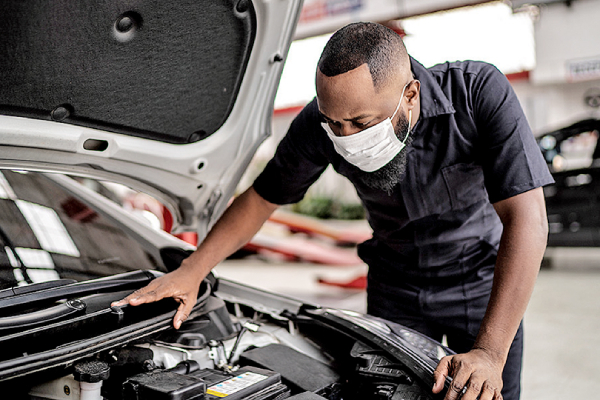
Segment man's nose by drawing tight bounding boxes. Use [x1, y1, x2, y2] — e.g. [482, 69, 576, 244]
[337, 123, 362, 137]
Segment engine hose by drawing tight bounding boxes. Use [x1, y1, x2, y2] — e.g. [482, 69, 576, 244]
[227, 327, 248, 364]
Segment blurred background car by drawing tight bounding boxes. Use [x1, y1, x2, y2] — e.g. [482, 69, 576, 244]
[538, 119, 600, 246]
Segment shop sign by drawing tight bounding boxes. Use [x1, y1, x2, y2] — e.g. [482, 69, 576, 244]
[567, 56, 600, 82]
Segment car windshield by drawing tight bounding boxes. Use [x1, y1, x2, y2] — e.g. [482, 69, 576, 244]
[0, 169, 164, 289]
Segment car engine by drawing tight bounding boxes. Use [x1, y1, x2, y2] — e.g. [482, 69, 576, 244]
[12, 290, 442, 400]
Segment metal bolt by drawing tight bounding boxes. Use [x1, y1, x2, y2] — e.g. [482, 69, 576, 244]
[51, 106, 70, 121]
[236, 0, 249, 13]
[188, 132, 202, 143]
[68, 299, 85, 310]
[142, 360, 156, 371]
[116, 16, 134, 33]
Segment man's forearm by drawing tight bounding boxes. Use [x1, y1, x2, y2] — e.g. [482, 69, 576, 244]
[180, 186, 279, 278]
[112, 186, 279, 329]
[475, 188, 549, 362]
[433, 188, 548, 399]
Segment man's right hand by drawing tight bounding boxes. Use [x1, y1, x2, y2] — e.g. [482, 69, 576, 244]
[111, 261, 205, 329]
[111, 187, 278, 329]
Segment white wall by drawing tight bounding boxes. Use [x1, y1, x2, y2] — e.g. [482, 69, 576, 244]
[533, 0, 600, 84]
[511, 0, 600, 133]
[513, 78, 600, 134]
[295, 0, 493, 39]
[241, 0, 600, 204]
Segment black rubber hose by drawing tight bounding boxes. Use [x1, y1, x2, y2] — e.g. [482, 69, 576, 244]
[227, 327, 247, 364]
[168, 360, 200, 375]
[0, 299, 86, 330]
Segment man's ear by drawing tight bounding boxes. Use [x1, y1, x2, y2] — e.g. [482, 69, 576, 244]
[406, 80, 420, 108]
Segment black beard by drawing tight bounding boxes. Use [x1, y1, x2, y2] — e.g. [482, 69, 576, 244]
[351, 111, 413, 194]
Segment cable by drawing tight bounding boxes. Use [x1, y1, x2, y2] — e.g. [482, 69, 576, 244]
[196, 279, 212, 305]
[227, 327, 248, 364]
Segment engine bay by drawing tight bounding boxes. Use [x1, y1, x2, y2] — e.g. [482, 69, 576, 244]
[6, 287, 442, 400]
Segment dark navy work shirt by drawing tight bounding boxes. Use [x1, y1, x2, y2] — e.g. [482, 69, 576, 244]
[253, 58, 554, 283]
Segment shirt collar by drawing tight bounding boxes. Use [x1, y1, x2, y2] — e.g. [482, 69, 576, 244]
[410, 56, 455, 118]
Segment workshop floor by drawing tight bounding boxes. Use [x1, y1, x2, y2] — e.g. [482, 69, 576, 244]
[215, 247, 600, 400]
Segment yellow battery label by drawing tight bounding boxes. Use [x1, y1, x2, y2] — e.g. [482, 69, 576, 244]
[207, 372, 268, 397]
[206, 389, 227, 398]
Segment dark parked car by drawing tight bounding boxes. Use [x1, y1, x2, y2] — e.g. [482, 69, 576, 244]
[538, 119, 600, 246]
[0, 1, 453, 399]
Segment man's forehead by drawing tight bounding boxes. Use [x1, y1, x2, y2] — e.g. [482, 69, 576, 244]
[316, 64, 374, 93]
[316, 65, 400, 120]
[316, 93, 381, 121]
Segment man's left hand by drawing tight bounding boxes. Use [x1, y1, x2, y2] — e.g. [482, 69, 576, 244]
[432, 348, 505, 400]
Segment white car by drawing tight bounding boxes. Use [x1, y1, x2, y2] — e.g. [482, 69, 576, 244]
[0, 1, 452, 399]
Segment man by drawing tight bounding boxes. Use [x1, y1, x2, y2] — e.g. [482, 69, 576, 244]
[114, 22, 552, 400]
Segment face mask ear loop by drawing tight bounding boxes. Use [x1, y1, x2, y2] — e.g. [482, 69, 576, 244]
[401, 109, 412, 145]
[390, 82, 409, 121]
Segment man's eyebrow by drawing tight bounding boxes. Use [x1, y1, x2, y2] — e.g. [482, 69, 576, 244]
[318, 111, 372, 122]
[346, 114, 371, 122]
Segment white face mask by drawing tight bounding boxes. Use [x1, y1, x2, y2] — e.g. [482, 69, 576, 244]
[321, 82, 412, 172]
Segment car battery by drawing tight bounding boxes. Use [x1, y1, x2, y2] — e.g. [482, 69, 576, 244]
[191, 366, 286, 400]
[123, 370, 206, 400]
[123, 365, 286, 400]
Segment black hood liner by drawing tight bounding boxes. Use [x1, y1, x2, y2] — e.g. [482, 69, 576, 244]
[0, 0, 256, 144]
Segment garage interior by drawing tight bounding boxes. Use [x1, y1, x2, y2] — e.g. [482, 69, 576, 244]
[227, 1, 600, 399]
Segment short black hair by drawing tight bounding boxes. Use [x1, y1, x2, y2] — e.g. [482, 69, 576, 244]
[318, 22, 409, 90]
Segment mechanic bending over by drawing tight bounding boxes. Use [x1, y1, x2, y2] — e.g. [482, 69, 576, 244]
[114, 22, 553, 400]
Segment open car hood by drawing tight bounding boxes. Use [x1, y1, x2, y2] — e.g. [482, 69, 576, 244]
[0, 0, 303, 238]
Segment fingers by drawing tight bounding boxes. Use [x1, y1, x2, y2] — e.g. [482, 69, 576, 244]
[432, 356, 451, 393]
[466, 380, 502, 400]
[461, 377, 482, 400]
[173, 297, 195, 329]
[109, 271, 203, 330]
[111, 284, 160, 307]
[433, 353, 504, 400]
[445, 367, 472, 400]
[477, 382, 500, 400]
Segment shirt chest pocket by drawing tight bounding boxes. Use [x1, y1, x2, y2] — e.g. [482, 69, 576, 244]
[402, 161, 487, 221]
[441, 163, 487, 210]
